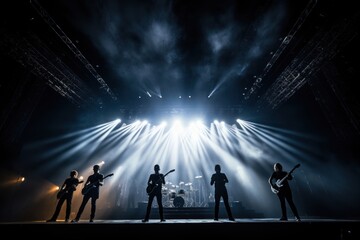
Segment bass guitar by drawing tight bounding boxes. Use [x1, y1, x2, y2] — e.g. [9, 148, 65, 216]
[81, 173, 114, 195]
[57, 180, 84, 199]
[271, 164, 300, 194]
[146, 169, 175, 195]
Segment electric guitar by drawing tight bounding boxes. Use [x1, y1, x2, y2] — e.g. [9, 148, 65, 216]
[57, 180, 84, 199]
[271, 164, 300, 194]
[81, 173, 114, 195]
[146, 169, 175, 195]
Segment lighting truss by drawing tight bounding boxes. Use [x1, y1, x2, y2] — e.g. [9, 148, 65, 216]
[30, 0, 117, 100]
[244, 0, 318, 101]
[0, 32, 95, 106]
[260, 13, 359, 109]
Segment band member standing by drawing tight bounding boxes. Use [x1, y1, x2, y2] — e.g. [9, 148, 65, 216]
[72, 165, 104, 222]
[268, 163, 301, 221]
[142, 164, 165, 222]
[47, 170, 82, 222]
[210, 164, 235, 221]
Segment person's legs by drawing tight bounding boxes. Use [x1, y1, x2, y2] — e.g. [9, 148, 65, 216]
[90, 197, 97, 221]
[156, 193, 165, 221]
[277, 192, 287, 220]
[222, 191, 235, 220]
[65, 195, 72, 221]
[143, 194, 155, 222]
[285, 190, 300, 221]
[73, 194, 90, 222]
[214, 192, 221, 220]
[47, 196, 66, 221]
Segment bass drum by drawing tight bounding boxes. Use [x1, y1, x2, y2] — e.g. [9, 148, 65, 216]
[173, 196, 185, 208]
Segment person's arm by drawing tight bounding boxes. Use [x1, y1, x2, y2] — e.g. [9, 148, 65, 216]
[223, 174, 229, 183]
[210, 174, 215, 185]
[60, 180, 66, 190]
[268, 173, 275, 188]
[99, 174, 104, 186]
[84, 176, 91, 186]
[161, 174, 165, 184]
[147, 175, 152, 185]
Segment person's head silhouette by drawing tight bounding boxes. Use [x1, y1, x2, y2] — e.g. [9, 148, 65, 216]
[154, 164, 160, 173]
[70, 170, 78, 178]
[93, 165, 100, 173]
[215, 164, 221, 173]
[274, 163, 282, 172]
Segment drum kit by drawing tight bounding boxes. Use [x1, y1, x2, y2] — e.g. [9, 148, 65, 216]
[161, 180, 198, 208]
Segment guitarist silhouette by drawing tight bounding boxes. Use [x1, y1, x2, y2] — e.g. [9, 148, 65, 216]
[47, 170, 82, 222]
[142, 164, 172, 222]
[268, 163, 301, 221]
[72, 165, 105, 223]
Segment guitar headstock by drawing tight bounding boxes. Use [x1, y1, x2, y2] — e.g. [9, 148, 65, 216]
[289, 164, 301, 174]
[164, 169, 175, 177]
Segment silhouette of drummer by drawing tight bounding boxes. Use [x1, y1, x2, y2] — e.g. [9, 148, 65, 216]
[210, 164, 235, 221]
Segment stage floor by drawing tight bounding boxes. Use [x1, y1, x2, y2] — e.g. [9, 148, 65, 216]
[1, 218, 359, 239]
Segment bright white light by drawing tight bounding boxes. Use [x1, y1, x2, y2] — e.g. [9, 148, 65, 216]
[146, 91, 151, 97]
[179, 96, 182, 99]
[115, 119, 121, 123]
[189, 96, 191, 98]
[143, 120, 148, 125]
[96, 160, 105, 166]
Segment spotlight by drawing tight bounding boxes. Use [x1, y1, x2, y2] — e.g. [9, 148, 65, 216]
[179, 96, 182, 99]
[188, 96, 191, 98]
[55, 186, 60, 191]
[79, 176, 84, 181]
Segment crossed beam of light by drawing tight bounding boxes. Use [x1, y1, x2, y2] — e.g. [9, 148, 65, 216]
[30, 117, 325, 216]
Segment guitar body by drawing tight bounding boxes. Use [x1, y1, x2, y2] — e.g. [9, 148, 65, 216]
[146, 184, 155, 195]
[146, 169, 175, 195]
[275, 179, 283, 188]
[271, 164, 300, 194]
[57, 180, 84, 199]
[57, 189, 66, 199]
[271, 185, 280, 194]
[81, 173, 114, 195]
[81, 184, 95, 195]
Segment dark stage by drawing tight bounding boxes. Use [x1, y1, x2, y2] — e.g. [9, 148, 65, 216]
[1, 1, 360, 239]
[1, 219, 359, 239]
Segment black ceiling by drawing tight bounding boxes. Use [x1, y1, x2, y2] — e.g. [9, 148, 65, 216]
[1, 0, 359, 124]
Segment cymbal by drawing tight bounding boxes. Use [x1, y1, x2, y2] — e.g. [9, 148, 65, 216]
[185, 182, 192, 186]
[195, 175, 202, 179]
